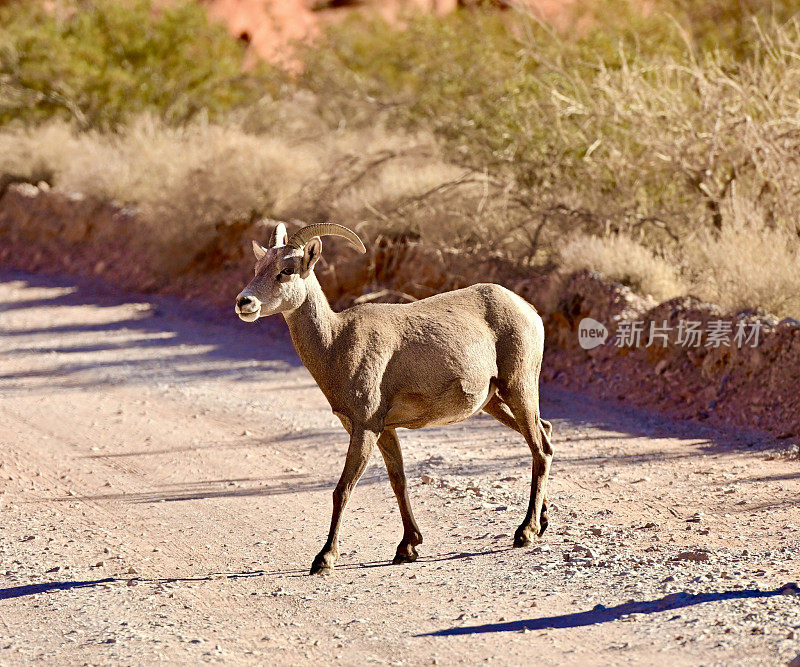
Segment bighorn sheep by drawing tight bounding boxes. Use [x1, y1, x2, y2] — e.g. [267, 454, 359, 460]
[235, 222, 553, 574]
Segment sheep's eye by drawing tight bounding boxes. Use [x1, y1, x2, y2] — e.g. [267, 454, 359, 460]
[277, 268, 293, 281]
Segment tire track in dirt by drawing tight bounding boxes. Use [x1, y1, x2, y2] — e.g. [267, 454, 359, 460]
[0, 405, 228, 621]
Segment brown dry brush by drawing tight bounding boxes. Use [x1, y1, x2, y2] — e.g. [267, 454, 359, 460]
[2, 14, 800, 316]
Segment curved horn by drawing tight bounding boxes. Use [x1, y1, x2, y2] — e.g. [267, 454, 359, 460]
[268, 222, 288, 248]
[287, 223, 366, 254]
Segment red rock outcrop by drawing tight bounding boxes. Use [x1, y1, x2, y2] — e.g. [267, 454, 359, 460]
[192, 0, 579, 66]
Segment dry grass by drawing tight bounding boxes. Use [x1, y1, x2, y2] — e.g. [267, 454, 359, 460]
[3, 108, 799, 317]
[685, 223, 800, 319]
[558, 222, 800, 319]
[0, 111, 482, 267]
[0, 95, 523, 269]
[558, 234, 687, 302]
[0, 118, 312, 266]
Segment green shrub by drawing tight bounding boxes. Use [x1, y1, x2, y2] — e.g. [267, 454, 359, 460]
[301, 4, 800, 253]
[0, 0, 279, 129]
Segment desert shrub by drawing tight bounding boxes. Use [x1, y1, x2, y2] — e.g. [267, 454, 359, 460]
[0, 113, 468, 269]
[303, 6, 800, 249]
[0, 116, 321, 268]
[559, 233, 686, 301]
[683, 222, 800, 319]
[568, 0, 799, 58]
[2, 0, 799, 317]
[0, 0, 279, 129]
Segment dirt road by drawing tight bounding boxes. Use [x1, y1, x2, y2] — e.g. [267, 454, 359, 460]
[1, 270, 799, 665]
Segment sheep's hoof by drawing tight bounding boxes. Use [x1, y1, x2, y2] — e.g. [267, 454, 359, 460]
[310, 551, 336, 575]
[309, 561, 334, 575]
[513, 534, 532, 548]
[513, 527, 535, 548]
[392, 544, 418, 565]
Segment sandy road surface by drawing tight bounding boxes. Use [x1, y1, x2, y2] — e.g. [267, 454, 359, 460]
[1, 270, 799, 666]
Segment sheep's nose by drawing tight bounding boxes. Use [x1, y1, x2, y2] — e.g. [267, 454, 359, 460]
[237, 295, 255, 310]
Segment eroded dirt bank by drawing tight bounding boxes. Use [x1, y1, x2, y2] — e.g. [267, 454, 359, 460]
[1, 270, 799, 665]
[1, 183, 798, 448]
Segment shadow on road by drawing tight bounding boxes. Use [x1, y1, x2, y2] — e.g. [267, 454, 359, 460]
[0, 547, 517, 601]
[0, 578, 117, 600]
[0, 269, 786, 457]
[419, 585, 799, 636]
[0, 269, 301, 390]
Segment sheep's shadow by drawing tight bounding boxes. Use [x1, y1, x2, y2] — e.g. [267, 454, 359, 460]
[419, 585, 799, 636]
[0, 549, 508, 599]
[137, 547, 512, 581]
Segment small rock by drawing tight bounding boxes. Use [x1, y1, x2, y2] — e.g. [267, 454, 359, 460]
[571, 544, 599, 560]
[126, 566, 139, 575]
[671, 550, 710, 562]
[421, 475, 435, 485]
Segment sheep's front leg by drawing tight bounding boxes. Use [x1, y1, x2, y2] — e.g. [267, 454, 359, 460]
[310, 427, 377, 575]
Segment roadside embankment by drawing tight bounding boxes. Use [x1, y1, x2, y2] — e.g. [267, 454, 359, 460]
[1, 182, 797, 447]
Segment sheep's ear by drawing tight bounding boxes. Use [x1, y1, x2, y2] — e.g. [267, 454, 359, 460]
[300, 237, 322, 278]
[252, 240, 267, 260]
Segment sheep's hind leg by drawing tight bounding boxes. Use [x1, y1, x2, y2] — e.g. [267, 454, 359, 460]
[484, 397, 553, 539]
[377, 428, 423, 564]
[499, 384, 553, 547]
[310, 427, 377, 575]
[483, 395, 521, 434]
[537, 418, 553, 536]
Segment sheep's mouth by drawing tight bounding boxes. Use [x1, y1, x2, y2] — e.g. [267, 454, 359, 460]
[236, 307, 261, 322]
